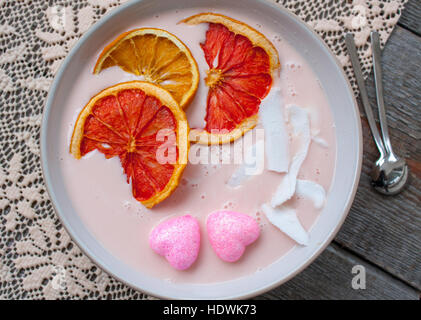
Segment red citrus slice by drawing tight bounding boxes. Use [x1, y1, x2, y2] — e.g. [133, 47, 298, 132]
[181, 13, 280, 144]
[70, 81, 189, 208]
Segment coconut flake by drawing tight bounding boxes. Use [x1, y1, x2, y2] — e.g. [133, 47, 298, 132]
[262, 204, 309, 245]
[296, 180, 326, 209]
[312, 136, 329, 148]
[271, 105, 311, 207]
[259, 88, 289, 173]
[227, 140, 265, 188]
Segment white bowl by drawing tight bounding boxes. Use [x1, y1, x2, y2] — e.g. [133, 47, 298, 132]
[41, 0, 362, 299]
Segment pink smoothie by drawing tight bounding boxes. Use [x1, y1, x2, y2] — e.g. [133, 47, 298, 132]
[58, 8, 336, 284]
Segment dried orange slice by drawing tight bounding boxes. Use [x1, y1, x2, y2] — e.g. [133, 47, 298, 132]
[70, 81, 189, 208]
[93, 28, 199, 108]
[181, 13, 280, 144]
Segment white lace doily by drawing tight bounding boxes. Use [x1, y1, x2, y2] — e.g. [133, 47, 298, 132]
[0, 0, 407, 299]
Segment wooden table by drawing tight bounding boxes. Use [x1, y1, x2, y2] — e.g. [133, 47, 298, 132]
[257, 0, 421, 300]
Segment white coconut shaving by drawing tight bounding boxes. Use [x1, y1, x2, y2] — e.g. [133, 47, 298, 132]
[261, 204, 309, 245]
[261, 106, 329, 247]
[271, 105, 311, 207]
[312, 136, 329, 148]
[227, 140, 265, 188]
[259, 88, 289, 173]
[296, 179, 326, 209]
[310, 129, 329, 148]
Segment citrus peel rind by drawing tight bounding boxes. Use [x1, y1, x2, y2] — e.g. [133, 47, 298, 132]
[70, 81, 189, 208]
[93, 28, 199, 108]
[189, 115, 258, 145]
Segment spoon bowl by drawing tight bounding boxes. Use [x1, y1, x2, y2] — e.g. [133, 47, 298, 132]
[372, 155, 409, 195]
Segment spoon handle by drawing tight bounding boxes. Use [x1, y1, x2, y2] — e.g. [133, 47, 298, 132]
[371, 31, 396, 158]
[345, 33, 386, 157]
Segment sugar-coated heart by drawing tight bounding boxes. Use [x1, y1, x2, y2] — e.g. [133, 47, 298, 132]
[149, 215, 200, 270]
[207, 211, 260, 262]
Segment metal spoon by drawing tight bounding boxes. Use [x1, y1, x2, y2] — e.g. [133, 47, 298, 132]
[345, 31, 408, 195]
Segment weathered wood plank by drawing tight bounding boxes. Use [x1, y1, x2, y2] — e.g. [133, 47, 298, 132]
[256, 244, 419, 300]
[399, 0, 421, 36]
[334, 25, 421, 290]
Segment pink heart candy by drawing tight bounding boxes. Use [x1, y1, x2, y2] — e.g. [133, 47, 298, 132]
[149, 215, 200, 270]
[207, 211, 260, 262]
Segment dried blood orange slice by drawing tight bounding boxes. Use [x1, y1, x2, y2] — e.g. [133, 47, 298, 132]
[93, 28, 199, 108]
[181, 13, 280, 144]
[70, 81, 189, 208]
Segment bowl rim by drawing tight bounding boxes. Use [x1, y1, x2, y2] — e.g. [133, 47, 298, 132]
[40, 0, 362, 299]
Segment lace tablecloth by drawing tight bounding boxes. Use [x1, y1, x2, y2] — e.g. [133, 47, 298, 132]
[0, 0, 407, 299]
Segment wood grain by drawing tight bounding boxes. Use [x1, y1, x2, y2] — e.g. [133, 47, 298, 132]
[399, 0, 421, 36]
[334, 25, 421, 290]
[257, 244, 419, 300]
